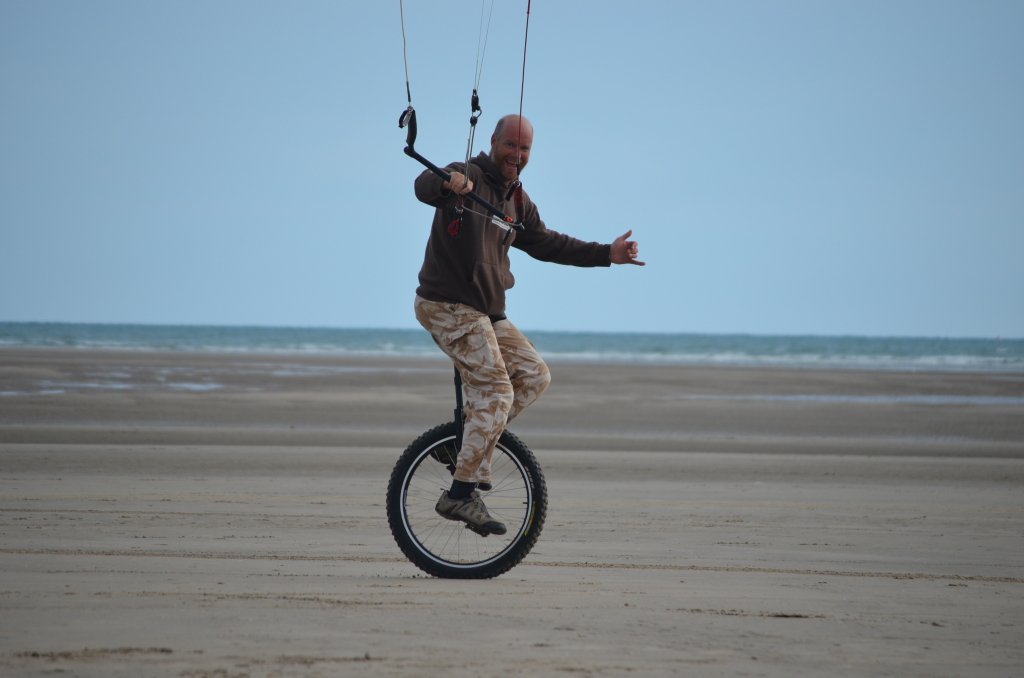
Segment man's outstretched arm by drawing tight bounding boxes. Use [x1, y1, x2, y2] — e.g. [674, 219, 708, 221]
[610, 230, 645, 266]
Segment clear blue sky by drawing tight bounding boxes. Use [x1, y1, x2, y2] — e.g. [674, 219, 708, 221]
[2, 1, 1021, 337]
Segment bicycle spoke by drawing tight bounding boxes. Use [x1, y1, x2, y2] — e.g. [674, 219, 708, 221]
[488, 465, 522, 494]
[422, 454, 453, 485]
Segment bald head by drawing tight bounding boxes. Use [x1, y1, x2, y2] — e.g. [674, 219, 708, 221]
[493, 114, 533, 140]
[490, 115, 534, 184]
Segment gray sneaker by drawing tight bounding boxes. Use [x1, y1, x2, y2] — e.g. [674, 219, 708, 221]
[435, 490, 507, 536]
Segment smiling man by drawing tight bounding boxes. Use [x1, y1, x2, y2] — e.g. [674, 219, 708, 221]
[413, 114, 643, 536]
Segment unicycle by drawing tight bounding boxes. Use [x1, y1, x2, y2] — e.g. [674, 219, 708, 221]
[386, 367, 547, 579]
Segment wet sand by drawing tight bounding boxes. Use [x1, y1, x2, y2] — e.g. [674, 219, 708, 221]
[1, 348, 1022, 676]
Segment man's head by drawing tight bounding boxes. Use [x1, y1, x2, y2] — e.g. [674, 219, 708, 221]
[490, 114, 533, 185]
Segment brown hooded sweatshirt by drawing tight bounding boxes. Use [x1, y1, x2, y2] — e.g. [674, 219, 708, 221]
[415, 152, 611, 316]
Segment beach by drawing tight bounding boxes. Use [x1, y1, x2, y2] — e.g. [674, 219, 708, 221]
[1, 347, 1022, 676]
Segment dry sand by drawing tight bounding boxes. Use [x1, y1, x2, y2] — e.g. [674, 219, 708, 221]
[1, 348, 1022, 677]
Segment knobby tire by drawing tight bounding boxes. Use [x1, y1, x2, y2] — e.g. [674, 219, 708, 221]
[386, 422, 547, 579]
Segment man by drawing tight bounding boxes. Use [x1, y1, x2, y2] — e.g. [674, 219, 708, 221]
[413, 114, 643, 535]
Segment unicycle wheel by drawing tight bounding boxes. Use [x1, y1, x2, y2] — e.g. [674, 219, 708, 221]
[386, 422, 547, 579]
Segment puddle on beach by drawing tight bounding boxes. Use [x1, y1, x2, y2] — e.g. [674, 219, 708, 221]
[0, 362, 447, 396]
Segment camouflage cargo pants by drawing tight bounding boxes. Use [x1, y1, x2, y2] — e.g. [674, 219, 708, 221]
[414, 295, 551, 484]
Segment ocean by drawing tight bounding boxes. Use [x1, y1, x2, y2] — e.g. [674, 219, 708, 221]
[1, 322, 1021, 372]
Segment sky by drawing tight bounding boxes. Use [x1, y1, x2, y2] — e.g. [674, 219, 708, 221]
[1, 1, 1022, 337]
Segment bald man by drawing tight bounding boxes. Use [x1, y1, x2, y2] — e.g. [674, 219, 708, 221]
[413, 114, 643, 535]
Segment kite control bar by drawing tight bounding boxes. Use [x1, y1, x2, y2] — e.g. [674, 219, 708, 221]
[399, 107, 524, 232]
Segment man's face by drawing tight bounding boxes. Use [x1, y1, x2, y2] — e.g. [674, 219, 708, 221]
[490, 120, 532, 184]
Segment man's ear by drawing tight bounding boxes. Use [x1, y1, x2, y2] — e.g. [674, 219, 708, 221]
[490, 134, 496, 147]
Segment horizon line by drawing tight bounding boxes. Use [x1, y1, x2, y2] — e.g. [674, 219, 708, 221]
[0, 320, 1019, 343]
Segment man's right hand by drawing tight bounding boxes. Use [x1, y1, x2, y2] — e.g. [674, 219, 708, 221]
[443, 171, 473, 195]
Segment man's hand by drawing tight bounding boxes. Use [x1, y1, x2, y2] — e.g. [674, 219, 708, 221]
[610, 230, 645, 266]
[443, 171, 473, 195]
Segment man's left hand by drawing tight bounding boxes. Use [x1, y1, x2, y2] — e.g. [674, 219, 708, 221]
[610, 230, 645, 266]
